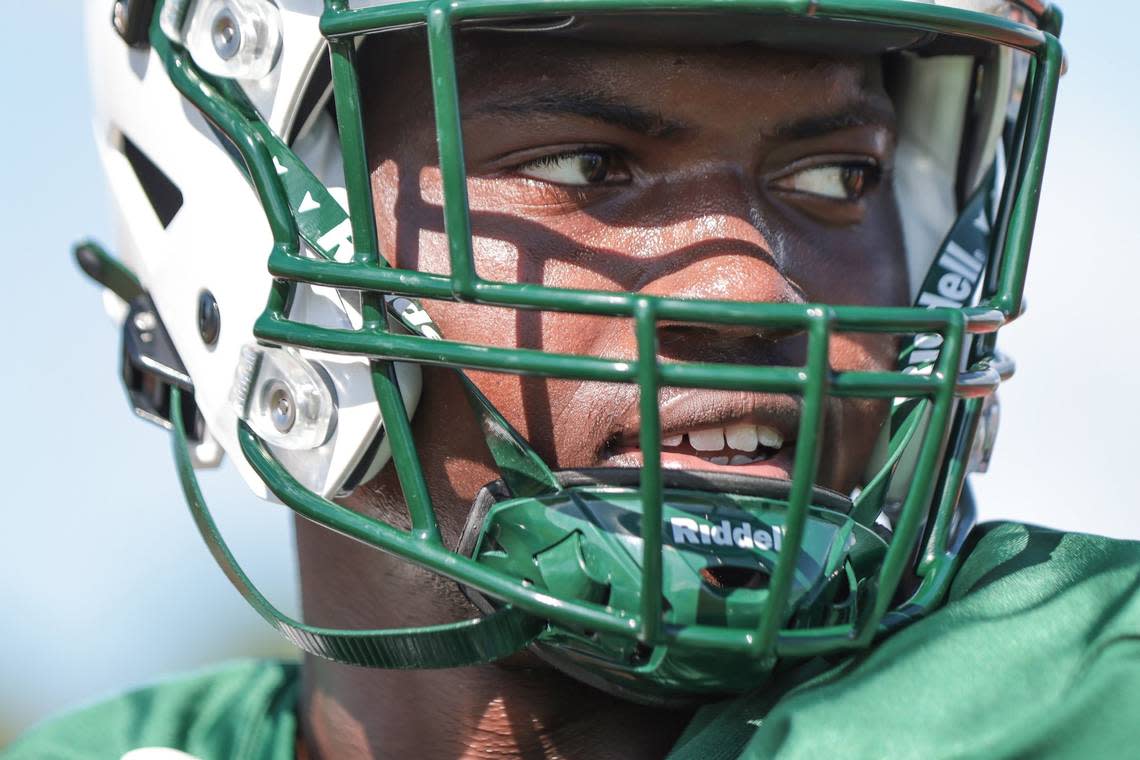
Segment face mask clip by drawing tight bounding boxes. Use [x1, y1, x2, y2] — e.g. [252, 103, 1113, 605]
[74, 241, 206, 443]
[229, 345, 338, 451]
[183, 0, 283, 80]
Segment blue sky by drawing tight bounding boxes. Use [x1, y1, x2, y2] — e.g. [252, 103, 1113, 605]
[2, 0, 1138, 740]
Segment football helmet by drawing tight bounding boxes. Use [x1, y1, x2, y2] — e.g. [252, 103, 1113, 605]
[80, 0, 1064, 704]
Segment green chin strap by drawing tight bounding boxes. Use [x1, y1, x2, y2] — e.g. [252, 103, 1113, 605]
[170, 387, 546, 669]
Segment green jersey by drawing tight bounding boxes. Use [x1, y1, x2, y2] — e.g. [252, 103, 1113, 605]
[8, 523, 1140, 760]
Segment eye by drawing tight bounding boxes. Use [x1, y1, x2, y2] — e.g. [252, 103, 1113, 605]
[774, 162, 881, 202]
[515, 150, 629, 187]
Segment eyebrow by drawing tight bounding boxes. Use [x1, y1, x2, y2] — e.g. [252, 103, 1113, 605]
[767, 104, 897, 141]
[471, 90, 895, 143]
[471, 90, 690, 139]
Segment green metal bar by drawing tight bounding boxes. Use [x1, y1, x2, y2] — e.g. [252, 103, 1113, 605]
[271, 254, 965, 333]
[863, 381, 984, 633]
[371, 361, 442, 541]
[853, 314, 965, 645]
[157, 46, 297, 250]
[257, 312, 640, 381]
[917, 397, 983, 576]
[866, 398, 975, 638]
[916, 396, 980, 578]
[258, 310, 1001, 400]
[664, 622, 756, 651]
[152, 14, 306, 347]
[751, 308, 830, 656]
[828, 371, 941, 397]
[257, 313, 963, 399]
[271, 251, 461, 300]
[270, 253, 985, 336]
[321, 0, 429, 36]
[871, 397, 978, 631]
[322, 0, 1046, 52]
[664, 619, 864, 656]
[970, 57, 1037, 365]
[994, 35, 1062, 315]
[660, 364, 808, 394]
[327, 25, 441, 538]
[329, 38, 381, 265]
[973, 60, 1035, 363]
[987, 59, 1035, 303]
[426, 2, 480, 299]
[808, 0, 1045, 49]
[665, 619, 853, 654]
[635, 298, 664, 643]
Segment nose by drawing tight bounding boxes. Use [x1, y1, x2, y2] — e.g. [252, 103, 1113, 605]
[632, 174, 808, 351]
[649, 254, 808, 352]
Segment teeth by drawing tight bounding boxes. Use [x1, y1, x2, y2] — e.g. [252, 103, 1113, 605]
[757, 426, 783, 449]
[689, 428, 725, 452]
[708, 456, 729, 465]
[725, 423, 758, 452]
[655, 423, 784, 456]
[729, 454, 753, 465]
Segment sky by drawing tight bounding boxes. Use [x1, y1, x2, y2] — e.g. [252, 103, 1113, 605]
[2, 0, 1138, 742]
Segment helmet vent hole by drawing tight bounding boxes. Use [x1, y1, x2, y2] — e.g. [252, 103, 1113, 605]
[121, 135, 184, 228]
[700, 565, 769, 591]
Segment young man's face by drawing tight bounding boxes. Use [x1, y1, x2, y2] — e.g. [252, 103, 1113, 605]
[361, 31, 907, 519]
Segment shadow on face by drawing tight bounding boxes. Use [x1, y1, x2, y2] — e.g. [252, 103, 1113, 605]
[356, 26, 908, 518]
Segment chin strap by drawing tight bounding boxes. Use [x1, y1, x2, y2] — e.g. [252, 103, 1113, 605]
[170, 387, 544, 669]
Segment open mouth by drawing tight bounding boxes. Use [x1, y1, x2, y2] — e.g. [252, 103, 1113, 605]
[595, 390, 806, 481]
[605, 421, 798, 480]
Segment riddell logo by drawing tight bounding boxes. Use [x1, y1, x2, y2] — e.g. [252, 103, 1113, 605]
[669, 517, 784, 551]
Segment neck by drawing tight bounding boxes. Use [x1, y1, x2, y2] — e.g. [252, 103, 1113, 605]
[299, 653, 688, 760]
[292, 517, 691, 760]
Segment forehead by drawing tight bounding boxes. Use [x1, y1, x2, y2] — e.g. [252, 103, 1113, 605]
[451, 33, 889, 123]
[440, 33, 893, 138]
[358, 30, 896, 149]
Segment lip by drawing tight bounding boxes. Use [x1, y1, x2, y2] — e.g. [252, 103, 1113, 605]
[601, 445, 798, 480]
[609, 388, 803, 451]
[596, 388, 806, 481]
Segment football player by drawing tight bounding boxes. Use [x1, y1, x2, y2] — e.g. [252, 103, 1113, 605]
[9, 0, 1140, 758]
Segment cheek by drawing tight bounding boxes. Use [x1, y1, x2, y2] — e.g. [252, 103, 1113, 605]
[386, 169, 620, 463]
[427, 295, 622, 465]
[775, 197, 909, 308]
[390, 167, 615, 286]
[823, 333, 898, 489]
[831, 332, 898, 373]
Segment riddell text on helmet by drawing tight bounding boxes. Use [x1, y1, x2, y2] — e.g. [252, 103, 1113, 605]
[669, 517, 785, 551]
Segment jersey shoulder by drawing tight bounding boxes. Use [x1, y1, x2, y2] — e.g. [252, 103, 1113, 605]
[671, 522, 1140, 759]
[3, 659, 299, 760]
